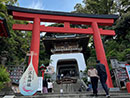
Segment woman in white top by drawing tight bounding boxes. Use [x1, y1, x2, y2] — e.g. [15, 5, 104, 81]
[88, 66, 99, 96]
[48, 79, 53, 93]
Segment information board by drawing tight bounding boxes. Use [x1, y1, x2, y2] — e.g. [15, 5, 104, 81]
[126, 65, 130, 81]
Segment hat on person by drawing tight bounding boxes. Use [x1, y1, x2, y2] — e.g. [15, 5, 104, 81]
[96, 60, 100, 63]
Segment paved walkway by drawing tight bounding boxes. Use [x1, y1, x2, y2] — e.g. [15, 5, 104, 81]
[2, 90, 130, 98]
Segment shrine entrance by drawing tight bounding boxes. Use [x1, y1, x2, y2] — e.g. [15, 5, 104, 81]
[7, 5, 118, 88]
[57, 59, 79, 78]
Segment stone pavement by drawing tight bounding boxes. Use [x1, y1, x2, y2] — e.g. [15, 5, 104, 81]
[1, 80, 130, 98]
[1, 90, 130, 98]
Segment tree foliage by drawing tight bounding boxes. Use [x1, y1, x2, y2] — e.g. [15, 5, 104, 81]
[0, 0, 32, 66]
[0, 65, 10, 90]
[74, 0, 130, 15]
[105, 12, 130, 61]
[74, 0, 117, 14]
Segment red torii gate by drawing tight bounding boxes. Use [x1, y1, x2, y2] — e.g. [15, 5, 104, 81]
[0, 17, 10, 37]
[7, 5, 118, 88]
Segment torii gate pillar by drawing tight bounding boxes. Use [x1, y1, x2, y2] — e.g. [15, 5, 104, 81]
[30, 17, 40, 74]
[92, 22, 113, 87]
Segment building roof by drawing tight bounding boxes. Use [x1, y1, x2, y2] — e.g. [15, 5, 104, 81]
[0, 17, 10, 37]
[42, 35, 90, 55]
[42, 34, 89, 42]
[7, 5, 118, 19]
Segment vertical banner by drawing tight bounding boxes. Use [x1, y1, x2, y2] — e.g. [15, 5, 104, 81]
[126, 65, 130, 81]
[37, 77, 43, 93]
[19, 51, 39, 96]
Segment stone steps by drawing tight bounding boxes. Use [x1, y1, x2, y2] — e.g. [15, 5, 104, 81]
[13, 92, 130, 98]
[53, 79, 87, 93]
[2, 79, 130, 98]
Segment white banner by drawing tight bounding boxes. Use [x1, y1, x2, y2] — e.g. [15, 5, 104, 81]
[37, 77, 43, 92]
[19, 51, 39, 96]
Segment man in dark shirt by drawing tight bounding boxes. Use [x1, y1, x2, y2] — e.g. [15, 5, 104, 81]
[43, 78, 48, 93]
[96, 60, 110, 98]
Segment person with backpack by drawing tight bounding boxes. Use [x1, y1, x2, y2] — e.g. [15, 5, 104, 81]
[96, 60, 110, 98]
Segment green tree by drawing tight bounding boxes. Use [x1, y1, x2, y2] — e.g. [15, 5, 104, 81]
[0, 0, 32, 66]
[74, 0, 117, 14]
[74, 0, 130, 15]
[115, 0, 130, 15]
[0, 65, 10, 90]
[105, 12, 130, 61]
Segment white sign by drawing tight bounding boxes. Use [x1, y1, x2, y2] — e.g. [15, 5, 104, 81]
[37, 77, 43, 93]
[19, 51, 39, 96]
[126, 65, 130, 81]
[110, 59, 118, 68]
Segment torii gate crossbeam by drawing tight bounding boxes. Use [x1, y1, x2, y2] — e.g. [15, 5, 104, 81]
[7, 5, 118, 88]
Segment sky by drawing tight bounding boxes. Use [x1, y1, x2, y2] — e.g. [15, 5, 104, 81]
[18, 0, 83, 12]
[17, 0, 83, 36]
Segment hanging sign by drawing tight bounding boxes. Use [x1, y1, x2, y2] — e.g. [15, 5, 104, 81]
[19, 51, 39, 96]
[37, 77, 43, 92]
[126, 65, 130, 81]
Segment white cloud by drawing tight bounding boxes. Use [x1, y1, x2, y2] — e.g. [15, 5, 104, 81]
[28, 0, 44, 10]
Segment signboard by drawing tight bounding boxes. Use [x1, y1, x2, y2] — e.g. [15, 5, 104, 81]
[126, 65, 130, 81]
[116, 68, 128, 81]
[110, 59, 127, 68]
[19, 51, 39, 96]
[110, 59, 119, 68]
[37, 77, 43, 93]
[118, 61, 127, 68]
[8, 65, 25, 84]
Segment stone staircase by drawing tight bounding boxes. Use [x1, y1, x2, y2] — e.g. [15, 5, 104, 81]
[10, 91, 130, 98]
[2, 79, 130, 98]
[53, 79, 87, 93]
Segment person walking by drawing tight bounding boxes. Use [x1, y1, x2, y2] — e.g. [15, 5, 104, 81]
[96, 60, 110, 98]
[43, 78, 48, 93]
[88, 66, 99, 97]
[48, 79, 53, 93]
